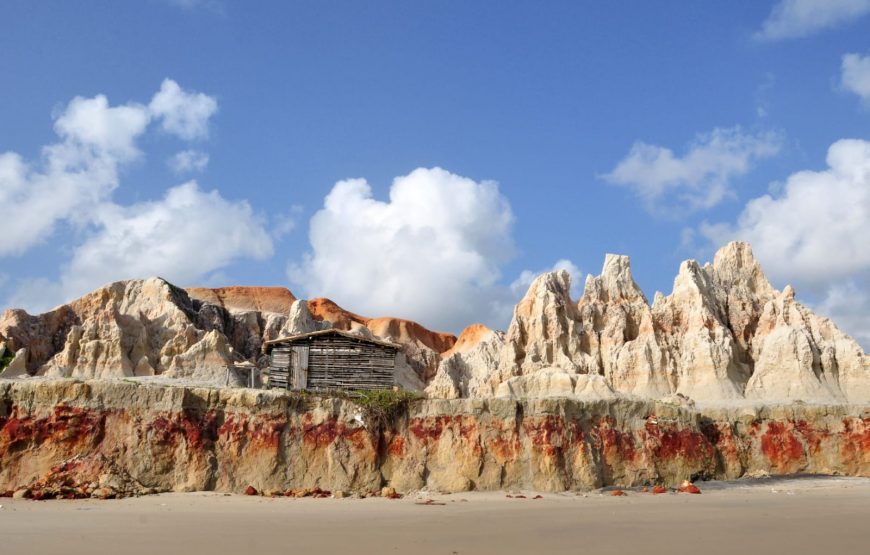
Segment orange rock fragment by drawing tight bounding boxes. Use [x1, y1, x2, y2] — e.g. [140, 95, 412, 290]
[652, 485, 668, 494]
[611, 490, 626, 496]
[678, 480, 701, 494]
[244, 486, 258, 496]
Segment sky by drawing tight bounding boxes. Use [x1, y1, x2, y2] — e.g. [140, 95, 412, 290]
[1, 0, 868, 348]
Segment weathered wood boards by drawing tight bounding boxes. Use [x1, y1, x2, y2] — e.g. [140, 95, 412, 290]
[265, 330, 398, 391]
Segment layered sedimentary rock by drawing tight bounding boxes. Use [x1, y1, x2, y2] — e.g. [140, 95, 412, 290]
[1, 379, 868, 497]
[0, 279, 235, 381]
[431, 242, 869, 404]
[426, 324, 505, 399]
[1, 282, 455, 386]
[578, 254, 672, 399]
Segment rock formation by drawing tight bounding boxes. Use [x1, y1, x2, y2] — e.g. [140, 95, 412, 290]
[0, 280, 456, 388]
[0, 241, 867, 405]
[428, 242, 869, 405]
[425, 324, 505, 398]
[577, 254, 671, 399]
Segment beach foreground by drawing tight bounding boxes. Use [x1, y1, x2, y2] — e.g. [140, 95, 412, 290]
[1, 477, 869, 555]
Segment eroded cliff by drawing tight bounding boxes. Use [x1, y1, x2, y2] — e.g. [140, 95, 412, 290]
[1, 379, 868, 497]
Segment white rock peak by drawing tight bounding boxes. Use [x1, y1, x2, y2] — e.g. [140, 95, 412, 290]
[429, 241, 869, 405]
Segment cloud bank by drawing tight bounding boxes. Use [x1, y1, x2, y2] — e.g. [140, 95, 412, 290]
[701, 138, 870, 348]
[0, 80, 271, 312]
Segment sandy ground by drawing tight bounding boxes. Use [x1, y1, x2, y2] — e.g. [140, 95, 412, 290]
[1, 477, 869, 555]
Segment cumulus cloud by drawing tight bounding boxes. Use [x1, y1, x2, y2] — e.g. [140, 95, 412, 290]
[701, 138, 870, 349]
[0, 80, 218, 258]
[59, 181, 272, 300]
[603, 127, 782, 215]
[756, 0, 870, 40]
[1, 81, 271, 313]
[813, 282, 870, 349]
[168, 149, 210, 174]
[289, 167, 515, 332]
[0, 95, 151, 255]
[511, 259, 584, 300]
[149, 79, 218, 140]
[842, 52, 870, 105]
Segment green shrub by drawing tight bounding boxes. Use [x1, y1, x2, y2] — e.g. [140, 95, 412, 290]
[0, 349, 15, 373]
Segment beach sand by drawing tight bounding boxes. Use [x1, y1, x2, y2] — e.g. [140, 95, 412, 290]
[1, 476, 869, 555]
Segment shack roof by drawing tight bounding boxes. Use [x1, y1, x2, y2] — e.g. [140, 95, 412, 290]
[262, 328, 401, 353]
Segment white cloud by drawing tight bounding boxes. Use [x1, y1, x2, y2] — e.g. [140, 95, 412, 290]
[271, 205, 302, 240]
[0, 80, 218, 257]
[54, 95, 150, 160]
[289, 167, 515, 332]
[701, 138, 870, 286]
[0, 95, 151, 255]
[603, 127, 782, 215]
[813, 282, 870, 349]
[756, 0, 870, 40]
[1, 81, 272, 314]
[842, 52, 870, 105]
[149, 79, 218, 140]
[700, 138, 870, 349]
[168, 149, 209, 174]
[511, 259, 584, 300]
[59, 182, 272, 300]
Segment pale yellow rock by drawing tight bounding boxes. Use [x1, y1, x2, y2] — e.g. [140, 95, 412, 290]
[495, 367, 618, 400]
[497, 271, 592, 382]
[577, 254, 672, 399]
[496, 367, 577, 399]
[652, 260, 747, 402]
[0, 348, 28, 378]
[426, 328, 505, 398]
[439, 241, 868, 405]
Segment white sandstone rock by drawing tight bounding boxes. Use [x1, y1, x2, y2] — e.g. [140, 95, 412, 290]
[0, 348, 28, 378]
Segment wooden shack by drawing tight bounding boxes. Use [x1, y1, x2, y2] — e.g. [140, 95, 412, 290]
[263, 329, 399, 391]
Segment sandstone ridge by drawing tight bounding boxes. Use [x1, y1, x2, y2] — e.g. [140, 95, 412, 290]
[1, 242, 867, 406]
[427, 242, 869, 405]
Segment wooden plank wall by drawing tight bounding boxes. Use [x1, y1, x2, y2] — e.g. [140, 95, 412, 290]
[268, 335, 396, 390]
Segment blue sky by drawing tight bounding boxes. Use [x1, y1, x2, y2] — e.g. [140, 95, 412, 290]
[1, 1, 868, 345]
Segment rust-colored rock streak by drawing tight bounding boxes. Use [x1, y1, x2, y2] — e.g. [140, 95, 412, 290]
[1, 380, 869, 497]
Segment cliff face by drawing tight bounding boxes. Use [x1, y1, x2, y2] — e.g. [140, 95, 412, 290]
[1, 380, 868, 497]
[429, 242, 870, 405]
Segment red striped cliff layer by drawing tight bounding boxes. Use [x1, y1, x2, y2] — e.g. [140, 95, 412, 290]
[1, 379, 868, 498]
